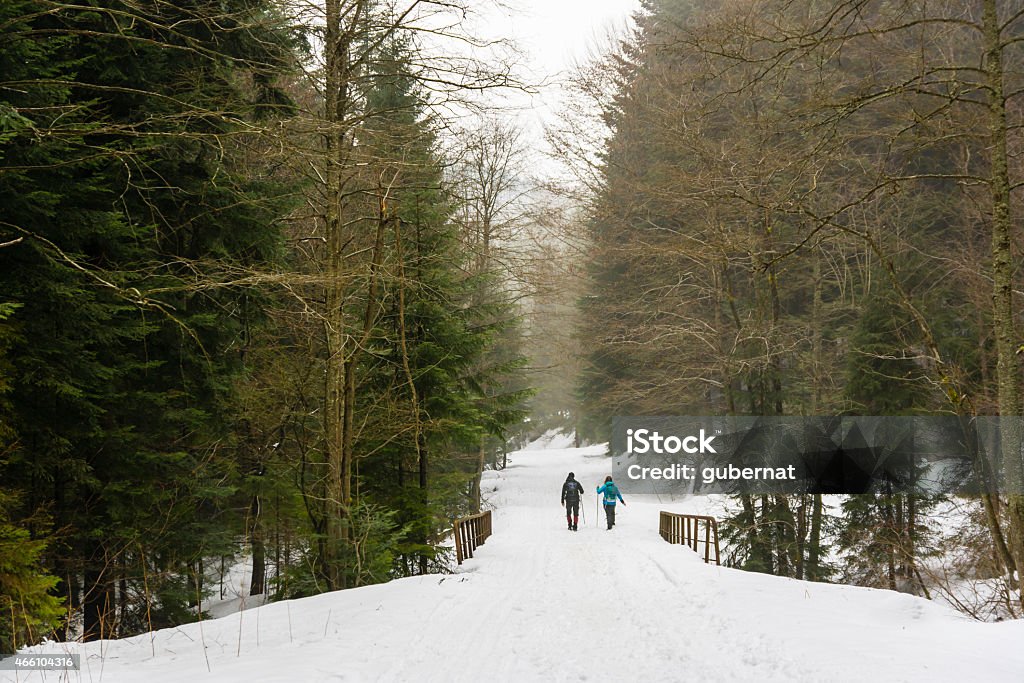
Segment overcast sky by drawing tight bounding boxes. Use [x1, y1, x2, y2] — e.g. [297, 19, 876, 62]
[496, 0, 638, 82]
[467, 0, 641, 177]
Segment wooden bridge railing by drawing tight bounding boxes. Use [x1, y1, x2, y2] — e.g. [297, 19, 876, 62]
[453, 510, 492, 565]
[659, 511, 721, 566]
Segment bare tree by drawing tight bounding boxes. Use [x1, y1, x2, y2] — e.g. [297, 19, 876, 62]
[293, 0, 522, 585]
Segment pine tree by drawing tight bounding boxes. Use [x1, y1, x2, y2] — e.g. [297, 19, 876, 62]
[0, 493, 64, 655]
[0, 301, 64, 654]
[346, 35, 527, 579]
[0, 0, 299, 640]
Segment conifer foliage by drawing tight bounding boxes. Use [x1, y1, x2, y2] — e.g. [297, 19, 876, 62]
[0, 0, 301, 641]
[0, 0, 529, 646]
[571, 0, 1023, 613]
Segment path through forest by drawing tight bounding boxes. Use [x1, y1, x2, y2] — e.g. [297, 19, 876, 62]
[6, 435, 1024, 682]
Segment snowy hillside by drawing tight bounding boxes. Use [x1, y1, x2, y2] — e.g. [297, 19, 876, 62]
[6, 438, 1024, 683]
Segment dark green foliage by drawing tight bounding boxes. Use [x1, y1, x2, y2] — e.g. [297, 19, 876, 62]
[837, 491, 937, 594]
[846, 287, 932, 415]
[0, 0, 525, 645]
[846, 256, 981, 417]
[346, 36, 529, 579]
[0, 0, 299, 642]
[573, 0, 996, 598]
[719, 494, 838, 581]
[0, 304, 64, 655]
[0, 493, 64, 655]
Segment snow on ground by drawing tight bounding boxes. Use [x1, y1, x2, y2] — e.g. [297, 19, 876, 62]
[198, 555, 271, 619]
[7, 437, 1024, 682]
[520, 428, 578, 451]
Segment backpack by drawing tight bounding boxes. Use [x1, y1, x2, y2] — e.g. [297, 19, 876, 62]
[603, 482, 619, 502]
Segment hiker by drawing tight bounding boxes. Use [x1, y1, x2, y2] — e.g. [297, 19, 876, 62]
[561, 472, 584, 530]
[596, 475, 625, 530]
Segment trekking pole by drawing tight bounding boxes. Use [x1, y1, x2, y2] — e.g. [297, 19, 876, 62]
[581, 497, 587, 527]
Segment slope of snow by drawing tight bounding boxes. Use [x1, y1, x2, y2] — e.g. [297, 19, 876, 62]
[7, 438, 1024, 682]
[520, 428, 578, 451]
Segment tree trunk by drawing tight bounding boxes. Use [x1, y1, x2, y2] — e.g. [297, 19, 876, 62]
[395, 215, 428, 575]
[774, 496, 796, 577]
[981, 493, 1016, 575]
[807, 493, 823, 581]
[321, 0, 367, 591]
[418, 431, 428, 575]
[118, 557, 128, 635]
[983, 0, 1024, 609]
[82, 561, 111, 642]
[905, 495, 915, 582]
[762, 210, 784, 416]
[795, 494, 807, 580]
[274, 494, 281, 596]
[811, 245, 823, 413]
[473, 437, 485, 512]
[742, 494, 772, 572]
[883, 495, 897, 591]
[740, 494, 759, 568]
[895, 495, 906, 582]
[195, 558, 204, 607]
[249, 493, 266, 597]
[323, 0, 347, 592]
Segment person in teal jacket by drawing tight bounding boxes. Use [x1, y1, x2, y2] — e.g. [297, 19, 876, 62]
[596, 475, 625, 530]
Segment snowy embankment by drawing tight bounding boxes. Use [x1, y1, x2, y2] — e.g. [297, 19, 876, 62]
[6, 435, 1024, 682]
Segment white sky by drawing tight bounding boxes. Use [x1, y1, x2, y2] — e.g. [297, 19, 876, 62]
[492, 0, 639, 85]
[466, 0, 641, 178]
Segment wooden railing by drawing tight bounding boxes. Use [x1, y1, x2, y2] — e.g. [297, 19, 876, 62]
[453, 510, 492, 565]
[659, 511, 721, 566]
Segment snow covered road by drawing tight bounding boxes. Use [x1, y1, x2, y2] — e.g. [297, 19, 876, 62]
[6, 436, 1024, 682]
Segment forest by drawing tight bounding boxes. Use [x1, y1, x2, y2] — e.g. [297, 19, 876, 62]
[570, 0, 1024, 620]
[2, 0, 1024, 655]
[0, 0, 540, 651]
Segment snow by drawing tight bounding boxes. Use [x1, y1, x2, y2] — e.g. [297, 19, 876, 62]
[7, 436, 1024, 682]
[520, 428, 579, 451]
[198, 555, 271, 620]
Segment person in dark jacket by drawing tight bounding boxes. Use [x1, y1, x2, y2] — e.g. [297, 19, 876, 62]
[596, 475, 625, 530]
[561, 472, 584, 530]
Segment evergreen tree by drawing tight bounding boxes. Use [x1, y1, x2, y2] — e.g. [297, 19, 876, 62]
[0, 493, 64, 655]
[349, 36, 528, 579]
[0, 300, 64, 654]
[0, 0, 298, 640]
